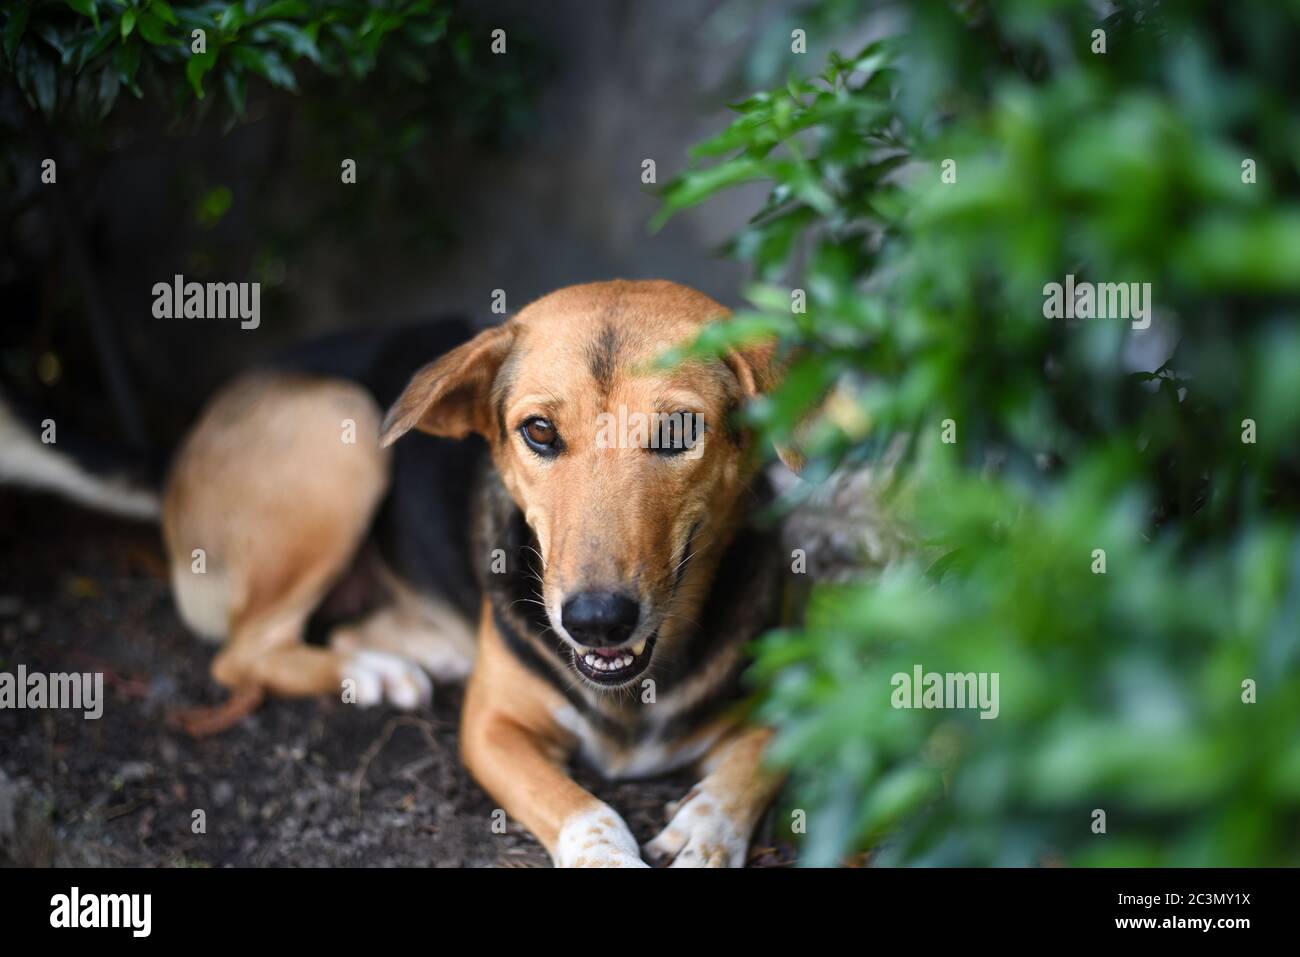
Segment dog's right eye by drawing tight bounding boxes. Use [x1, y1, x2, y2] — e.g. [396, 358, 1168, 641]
[520, 417, 561, 456]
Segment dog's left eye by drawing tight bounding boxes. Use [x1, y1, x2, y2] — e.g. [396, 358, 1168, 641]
[653, 412, 705, 456]
[520, 417, 561, 456]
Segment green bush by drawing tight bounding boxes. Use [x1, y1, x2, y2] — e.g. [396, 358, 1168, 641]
[0, 1, 544, 250]
[1, 0, 529, 128]
[660, 0, 1300, 865]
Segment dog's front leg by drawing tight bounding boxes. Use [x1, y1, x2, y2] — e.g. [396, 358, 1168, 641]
[645, 725, 783, 868]
[460, 629, 648, 868]
[462, 709, 646, 867]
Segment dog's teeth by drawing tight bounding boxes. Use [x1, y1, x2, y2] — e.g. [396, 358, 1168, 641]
[581, 649, 642, 675]
[631, 640, 646, 656]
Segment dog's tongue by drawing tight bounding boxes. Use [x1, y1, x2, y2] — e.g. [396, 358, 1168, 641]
[592, 647, 623, 658]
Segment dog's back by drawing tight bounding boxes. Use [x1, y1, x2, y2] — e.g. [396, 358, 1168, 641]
[271, 319, 488, 620]
[160, 318, 489, 728]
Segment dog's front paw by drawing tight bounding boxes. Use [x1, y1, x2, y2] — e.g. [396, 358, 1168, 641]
[555, 805, 649, 868]
[645, 787, 747, 868]
[342, 649, 432, 709]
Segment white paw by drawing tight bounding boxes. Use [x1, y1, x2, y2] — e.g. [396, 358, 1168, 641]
[645, 788, 747, 868]
[343, 649, 432, 709]
[555, 805, 649, 868]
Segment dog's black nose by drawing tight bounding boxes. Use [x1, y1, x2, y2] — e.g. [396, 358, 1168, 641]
[561, 591, 640, 647]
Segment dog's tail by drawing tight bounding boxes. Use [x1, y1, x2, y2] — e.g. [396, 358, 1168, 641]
[0, 388, 161, 521]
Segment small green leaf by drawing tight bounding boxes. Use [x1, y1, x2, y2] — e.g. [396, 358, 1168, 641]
[120, 9, 136, 39]
[194, 184, 234, 229]
[150, 0, 178, 26]
[223, 66, 246, 117]
[252, 21, 320, 64]
[65, 0, 98, 26]
[30, 49, 59, 117]
[73, 20, 116, 72]
[652, 157, 770, 230]
[34, 23, 70, 61]
[114, 37, 142, 91]
[97, 62, 120, 119]
[4, 5, 31, 63]
[248, 1, 309, 23]
[186, 47, 218, 98]
[137, 11, 172, 45]
[218, 3, 244, 33]
[230, 43, 297, 91]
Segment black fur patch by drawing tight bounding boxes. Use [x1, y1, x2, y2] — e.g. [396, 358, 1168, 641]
[586, 323, 624, 395]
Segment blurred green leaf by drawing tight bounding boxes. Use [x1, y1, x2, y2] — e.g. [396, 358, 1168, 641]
[667, 0, 1300, 867]
[185, 45, 216, 98]
[4, 5, 31, 63]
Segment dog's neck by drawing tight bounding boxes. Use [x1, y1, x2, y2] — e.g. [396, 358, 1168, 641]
[473, 466, 782, 713]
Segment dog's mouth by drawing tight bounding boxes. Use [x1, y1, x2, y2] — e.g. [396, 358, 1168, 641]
[571, 633, 658, 687]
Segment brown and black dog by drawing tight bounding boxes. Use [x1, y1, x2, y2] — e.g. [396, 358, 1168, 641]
[161, 279, 798, 866]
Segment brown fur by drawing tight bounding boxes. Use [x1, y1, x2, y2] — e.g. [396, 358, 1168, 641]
[164, 280, 792, 864]
[162, 374, 444, 732]
[381, 280, 792, 866]
[164, 374, 389, 695]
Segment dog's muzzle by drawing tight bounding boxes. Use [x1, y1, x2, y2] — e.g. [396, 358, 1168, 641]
[559, 591, 656, 687]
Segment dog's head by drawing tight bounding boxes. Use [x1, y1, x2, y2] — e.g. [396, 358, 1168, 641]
[381, 280, 797, 690]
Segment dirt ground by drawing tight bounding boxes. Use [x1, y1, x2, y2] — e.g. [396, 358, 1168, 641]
[0, 492, 797, 868]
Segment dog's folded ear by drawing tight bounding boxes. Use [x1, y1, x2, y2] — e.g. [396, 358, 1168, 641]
[380, 323, 516, 446]
[725, 340, 805, 475]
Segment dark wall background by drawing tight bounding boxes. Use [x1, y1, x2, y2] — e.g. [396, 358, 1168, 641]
[2, 0, 876, 451]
